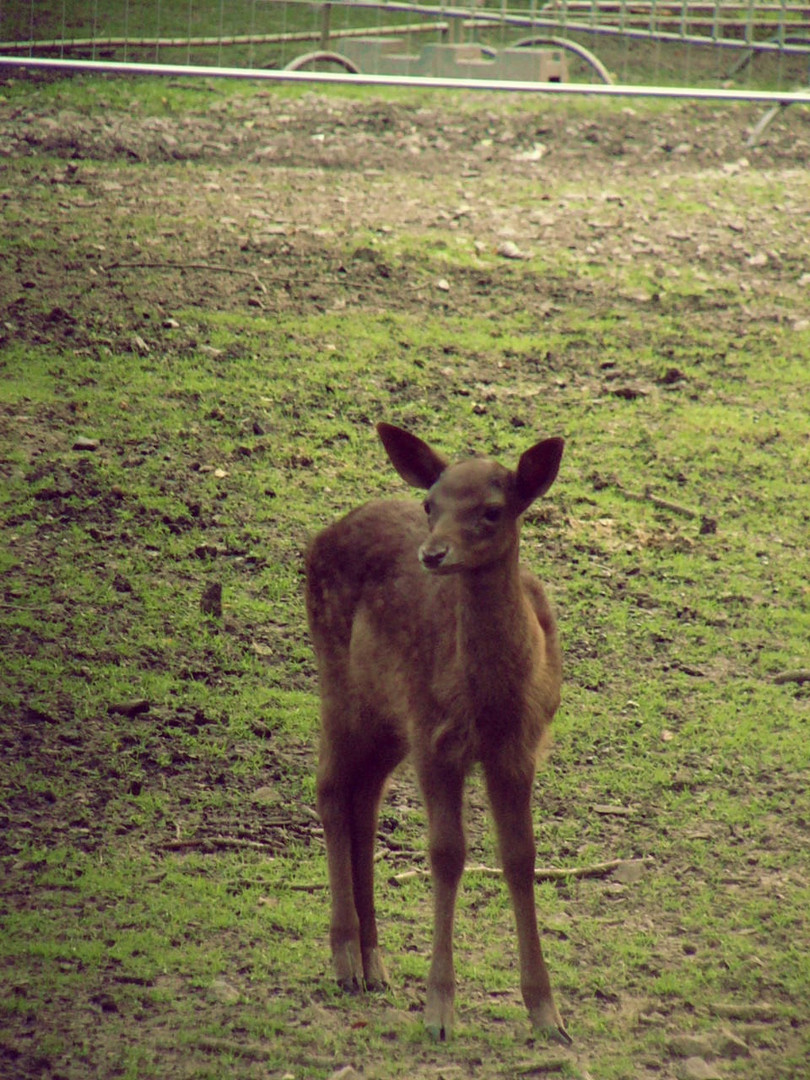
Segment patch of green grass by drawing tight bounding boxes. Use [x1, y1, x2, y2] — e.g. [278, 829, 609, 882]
[2, 76, 809, 1080]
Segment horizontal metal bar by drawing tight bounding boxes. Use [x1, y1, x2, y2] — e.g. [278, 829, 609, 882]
[323, 1, 810, 52]
[2, 55, 808, 104]
[511, 18, 810, 50]
[0, 24, 445, 53]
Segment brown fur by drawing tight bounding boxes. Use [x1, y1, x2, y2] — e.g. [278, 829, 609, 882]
[305, 423, 570, 1044]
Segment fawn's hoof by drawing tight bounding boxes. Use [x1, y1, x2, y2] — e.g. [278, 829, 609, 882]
[424, 1017, 451, 1042]
[361, 946, 389, 991]
[544, 1023, 573, 1047]
[424, 984, 454, 1041]
[332, 939, 364, 993]
[529, 1001, 573, 1046]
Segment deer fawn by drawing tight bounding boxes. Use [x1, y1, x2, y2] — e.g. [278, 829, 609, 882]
[305, 422, 570, 1044]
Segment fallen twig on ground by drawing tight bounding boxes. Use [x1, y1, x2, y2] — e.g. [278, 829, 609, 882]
[196, 1036, 273, 1061]
[163, 835, 280, 853]
[773, 668, 810, 685]
[391, 858, 645, 885]
[616, 483, 700, 520]
[104, 260, 267, 293]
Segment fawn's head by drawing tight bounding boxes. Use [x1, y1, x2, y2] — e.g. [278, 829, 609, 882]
[377, 423, 564, 575]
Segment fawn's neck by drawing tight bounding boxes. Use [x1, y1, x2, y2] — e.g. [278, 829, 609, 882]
[453, 544, 533, 664]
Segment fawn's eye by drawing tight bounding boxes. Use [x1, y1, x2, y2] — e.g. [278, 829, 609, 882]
[482, 506, 502, 524]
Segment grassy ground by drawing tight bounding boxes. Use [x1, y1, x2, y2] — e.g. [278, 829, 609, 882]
[0, 74, 809, 1079]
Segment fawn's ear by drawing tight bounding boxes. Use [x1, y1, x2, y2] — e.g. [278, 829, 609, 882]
[377, 423, 449, 490]
[514, 437, 564, 513]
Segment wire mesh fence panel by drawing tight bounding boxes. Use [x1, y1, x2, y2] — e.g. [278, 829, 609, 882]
[1, 0, 809, 94]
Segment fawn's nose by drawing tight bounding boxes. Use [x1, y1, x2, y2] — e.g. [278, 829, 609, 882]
[419, 543, 448, 572]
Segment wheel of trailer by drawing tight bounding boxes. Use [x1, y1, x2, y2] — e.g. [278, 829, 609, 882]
[481, 36, 613, 85]
[284, 51, 360, 74]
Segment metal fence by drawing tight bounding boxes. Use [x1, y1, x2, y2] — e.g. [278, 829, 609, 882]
[1, 1, 809, 103]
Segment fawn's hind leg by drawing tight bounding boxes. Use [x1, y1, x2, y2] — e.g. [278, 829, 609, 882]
[317, 754, 364, 990]
[317, 719, 400, 991]
[347, 766, 393, 989]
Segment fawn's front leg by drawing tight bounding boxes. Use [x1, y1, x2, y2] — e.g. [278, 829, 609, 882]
[485, 762, 572, 1046]
[420, 760, 466, 1041]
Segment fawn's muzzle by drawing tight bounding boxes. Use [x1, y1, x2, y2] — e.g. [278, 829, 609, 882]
[419, 544, 448, 572]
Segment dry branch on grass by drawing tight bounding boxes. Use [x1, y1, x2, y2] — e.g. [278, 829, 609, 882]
[104, 260, 268, 293]
[163, 835, 281, 853]
[391, 858, 646, 885]
[284, 858, 648, 892]
[773, 669, 810, 685]
[196, 1036, 273, 1061]
[615, 483, 701, 520]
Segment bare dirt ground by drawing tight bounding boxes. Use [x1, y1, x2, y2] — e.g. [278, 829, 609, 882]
[3, 84, 810, 339]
